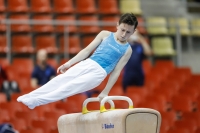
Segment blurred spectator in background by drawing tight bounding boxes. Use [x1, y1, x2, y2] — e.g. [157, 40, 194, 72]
[122, 30, 152, 92]
[31, 49, 56, 88]
[0, 123, 18, 133]
[0, 65, 20, 101]
[0, 65, 8, 88]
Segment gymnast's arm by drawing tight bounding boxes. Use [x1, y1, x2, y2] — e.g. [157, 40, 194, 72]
[57, 30, 110, 73]
[98, 47, 132, 99]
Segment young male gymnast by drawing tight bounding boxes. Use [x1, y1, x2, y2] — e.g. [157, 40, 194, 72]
[17, 13, 138, 109]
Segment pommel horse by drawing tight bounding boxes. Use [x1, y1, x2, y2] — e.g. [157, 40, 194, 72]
[58, 96, 161, 133]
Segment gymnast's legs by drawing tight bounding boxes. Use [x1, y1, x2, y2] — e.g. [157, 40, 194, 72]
[17, 59, 107, 109]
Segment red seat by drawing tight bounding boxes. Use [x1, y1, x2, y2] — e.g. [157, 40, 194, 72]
[10, 15, 31, 33]
[182, 112, 200, 127]
[174, 119, 197, 133]
[0, 0, 5, 12]
[155, 60, 175, 70]
[150, 67, 172, 81]
[0, 58, 9, 67]
[59, 35, 81, 55]
[82, 35, 96, 48]
[47, 58, 58, 69]
[8, 59, 33, 86]
[138, 100, 166, 112]
[160, 80, 180, 93]
[0, 101, 25, 119]
[32, 15, 54, 33]
[33, 105, 52, 118]
[43, 110, 66, 125]
[171, 94, 194, 113]
[76, 0, 97, 14]
[86, 101, 100, 111]
[197, 99, 200, 111]
[0, 93, 7, 103]
[196, 128, 200, 133]
[115, 72, 123, 87]
[5, 65, 18, 81]
[109, 86, 124, 96]
[170, 67, 192, 84]
[153, 87, 175, 103]
[11, 93, 22, 101]
[12, 58, 33, 75]
[98, 0, 119, 15]
[7, 0, 29, 13]
[53, 0, 74, 14]
[55, 15, 77, 33]
[8, 119, 27, 131]
[6, 65, 32, 90]
[126, 86, 149, 98]
[57, 95, 87, 113]
[30, 0, 51, 13]
[153, 64, 174, 78]
[35, 35, 58, 54]
[94, 76, 108, 92]
[145, 73, 163, 88]
[160, 111, 177, 127]
[145, 94, 168, 112]
[174, 67, 192, 77]
[0, 109, 10, 122]
[0, 15, 6, 32]
[167, 128, 190, 133]
[31, 119, 57, 133]
[67, 94, 87, 107]
[0, 35, 7, 53]
[101, 16, 119, 31]
[16, 76, 32, 91]
[50, 129, 59, 133]
[142, 59, 152, 75]
[12, 35, 34, 53]
[125, 93, 143, 107]
[55, 101, 81, 113]
[159, 118, 171, 133]
[79, 16, 100, 34]
[20, 128, 44, 133]
[179, 86, 199, 103]
[15, 110, 39, 128]
[166, 75, 185, 89]
[21, 87, 35, 93]
[144, 79, 157, 91]
[191, 74, 200, 82]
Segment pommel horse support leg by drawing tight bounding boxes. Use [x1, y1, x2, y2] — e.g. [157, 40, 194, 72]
[58, 96, 161, 133]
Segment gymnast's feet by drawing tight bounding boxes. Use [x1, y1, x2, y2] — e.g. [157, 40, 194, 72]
[17, 94, 29, 102]
[17, 95, 38, 109]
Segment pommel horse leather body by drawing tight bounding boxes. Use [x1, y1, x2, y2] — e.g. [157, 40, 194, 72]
[58, 96, 161, 133]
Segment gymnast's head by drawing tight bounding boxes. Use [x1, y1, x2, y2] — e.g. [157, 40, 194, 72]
[115, 13, 138, 43]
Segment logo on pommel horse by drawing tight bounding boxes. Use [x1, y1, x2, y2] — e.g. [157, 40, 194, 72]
[102, 123, 114, 129]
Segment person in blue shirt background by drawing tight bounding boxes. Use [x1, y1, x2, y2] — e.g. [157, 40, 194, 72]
[122, 31, 152, 92]
[31, 49, 56, 88]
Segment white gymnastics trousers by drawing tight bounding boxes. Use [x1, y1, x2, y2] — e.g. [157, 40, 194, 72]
[18, 59, 107, 109]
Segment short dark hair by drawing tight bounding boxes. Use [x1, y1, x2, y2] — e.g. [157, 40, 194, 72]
[119, 13, 138, 29]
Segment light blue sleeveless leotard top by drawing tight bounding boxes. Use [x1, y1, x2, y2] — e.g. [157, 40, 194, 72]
[90, 32, 130, 74]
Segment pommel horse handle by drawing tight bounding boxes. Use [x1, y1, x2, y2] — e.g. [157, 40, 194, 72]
[82, 97, 115, 114]
[82, 96, 133, 114]
[100, 96, 133, 113]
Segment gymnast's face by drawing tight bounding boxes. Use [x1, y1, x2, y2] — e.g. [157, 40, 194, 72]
[116, 23, 135, 43]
